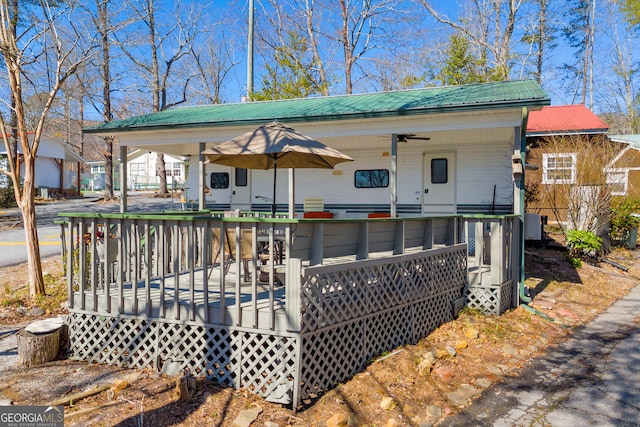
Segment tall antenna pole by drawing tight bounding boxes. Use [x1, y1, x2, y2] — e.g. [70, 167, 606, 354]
[247, 0, 254, 100]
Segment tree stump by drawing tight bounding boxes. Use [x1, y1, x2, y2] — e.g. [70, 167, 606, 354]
[17, 318, 68, 367]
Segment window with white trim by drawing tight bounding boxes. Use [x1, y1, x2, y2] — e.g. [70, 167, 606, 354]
[606, 171, 628, 196]
[165, 162, 182, 177]
[0, 158, 8, 188]
[542, 153, 577, 184]
[91, 164, 105, 175]
[129, 163, 145, 176]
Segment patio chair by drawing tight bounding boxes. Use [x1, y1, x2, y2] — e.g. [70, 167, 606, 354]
[211, 227, 253, 280]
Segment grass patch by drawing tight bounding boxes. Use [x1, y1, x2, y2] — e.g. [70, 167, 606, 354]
[0, 263, 68, 315]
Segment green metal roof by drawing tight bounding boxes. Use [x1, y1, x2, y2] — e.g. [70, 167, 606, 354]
[84, 80, 550, 134]
[609, 134, 640, 149]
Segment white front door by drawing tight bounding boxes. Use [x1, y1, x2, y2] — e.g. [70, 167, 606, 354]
[422, 152, 456, 214]
[231, 168, 252, 211]
[207, 168, 232, 205]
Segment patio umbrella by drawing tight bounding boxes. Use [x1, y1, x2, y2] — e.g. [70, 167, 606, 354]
[202, 121, 353, 216]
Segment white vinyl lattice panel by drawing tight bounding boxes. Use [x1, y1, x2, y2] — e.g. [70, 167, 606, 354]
[465, 280, 513, 315]
[297, 245, 468, 401]
[68, 312, 298, 402]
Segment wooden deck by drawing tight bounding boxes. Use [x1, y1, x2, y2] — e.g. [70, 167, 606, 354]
[72, 265, 290, 329]
[60, 212, 521, 407]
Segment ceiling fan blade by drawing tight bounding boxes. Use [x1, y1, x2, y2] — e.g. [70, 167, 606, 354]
[396, 133, 430, 142]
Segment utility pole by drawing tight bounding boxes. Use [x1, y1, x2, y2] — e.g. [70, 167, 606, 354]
[247, 0, 254, 100]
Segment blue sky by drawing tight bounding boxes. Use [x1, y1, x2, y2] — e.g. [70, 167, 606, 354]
[4, 0, 635, 126]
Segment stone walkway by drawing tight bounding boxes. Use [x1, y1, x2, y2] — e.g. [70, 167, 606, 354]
[439, 282, 640, 427]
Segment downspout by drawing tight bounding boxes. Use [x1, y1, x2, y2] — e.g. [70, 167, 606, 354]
[390, 134, 397, 218]
[519, 107, 553, 321]
[519, 107, 529, 304]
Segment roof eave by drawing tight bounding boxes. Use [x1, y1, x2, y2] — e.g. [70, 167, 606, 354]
[526, 128, 609, 137]
[84, 98, 550, 136]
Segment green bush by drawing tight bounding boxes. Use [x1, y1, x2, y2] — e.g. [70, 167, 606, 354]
[0, 186, 17, 208]
[610, 197, 640, 243]
[566, 229, 603, 258]
[567, 256, 582, 268]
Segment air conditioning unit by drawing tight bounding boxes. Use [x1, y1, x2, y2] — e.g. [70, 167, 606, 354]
[525, 213, 542, 241]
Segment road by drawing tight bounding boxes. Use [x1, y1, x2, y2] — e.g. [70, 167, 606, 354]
[0, 193, 179, 267]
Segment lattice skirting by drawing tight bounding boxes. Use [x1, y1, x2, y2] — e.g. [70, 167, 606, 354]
[68, 312, 299, 404]
[298, 287, 462, 400]
[465, 280, 513, 315]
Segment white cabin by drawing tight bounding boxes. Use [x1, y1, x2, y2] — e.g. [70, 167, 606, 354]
[84, 80, 550, 217]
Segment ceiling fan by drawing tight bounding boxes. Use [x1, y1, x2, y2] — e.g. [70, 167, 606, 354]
[396, 133, 431, 142]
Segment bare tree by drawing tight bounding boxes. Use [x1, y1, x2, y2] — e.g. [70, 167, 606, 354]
[255, 0, 330, 97]
[303, 0, 330, 96]
[0, 0, 96, 296]
[330, 0, 405, 94]
[117, 0, 202, 195]
[597, 0, 639, 133]
[257, 0, 408, 95]
[190, 29, 242, 104]
[418, 0, 524, 80]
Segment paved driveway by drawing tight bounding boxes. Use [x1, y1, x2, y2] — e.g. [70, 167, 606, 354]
[0, 194, 177, 267]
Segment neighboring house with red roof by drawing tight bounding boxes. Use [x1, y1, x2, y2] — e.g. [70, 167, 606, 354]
[526, 104, 609, 137]
[525, 105, 617, 227]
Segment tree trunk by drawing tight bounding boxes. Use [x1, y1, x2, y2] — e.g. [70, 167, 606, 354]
[17, 324, 67, 367]
[20, 182, 45, 296]
[104, 136, 113, 199]
[99, 0, 114, 200]
[157, 153, 168, 195]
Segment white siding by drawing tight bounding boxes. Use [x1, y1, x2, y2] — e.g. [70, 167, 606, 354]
[33, 158, 61, 188]
[186, 126, 516, 214]
[457, 142, 513, 207]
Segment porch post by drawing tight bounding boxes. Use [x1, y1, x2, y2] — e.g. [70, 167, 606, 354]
[199, 142, 206, 211]
[391, 134, 398, 218]
[76, 162, 81, 195]
[120, 145, 128, 213]
[288, 169, 295, 218]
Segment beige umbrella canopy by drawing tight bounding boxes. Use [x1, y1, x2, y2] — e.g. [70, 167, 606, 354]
[202, 121, 353, 216]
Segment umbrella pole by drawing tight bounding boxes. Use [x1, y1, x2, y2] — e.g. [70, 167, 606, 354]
[272, 159, 277, 217]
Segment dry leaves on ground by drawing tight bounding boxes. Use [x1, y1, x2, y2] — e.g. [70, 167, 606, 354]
[0, 239, 638, 426]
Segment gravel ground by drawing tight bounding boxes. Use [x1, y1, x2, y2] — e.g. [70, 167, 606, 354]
[0, 324, 24, 375]
[0, 322, 128, 407]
